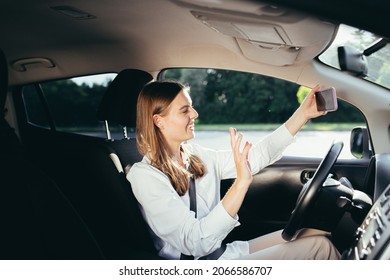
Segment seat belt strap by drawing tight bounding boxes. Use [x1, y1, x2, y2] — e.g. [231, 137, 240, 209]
[188, 176, 197, 218]
[180, 177, 226, 260]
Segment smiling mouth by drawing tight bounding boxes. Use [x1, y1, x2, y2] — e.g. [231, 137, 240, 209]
[187, 122, 195, 131]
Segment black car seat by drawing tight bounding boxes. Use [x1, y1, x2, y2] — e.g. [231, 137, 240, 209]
[0, 48, 104, 259]
[94, 69, 158, 257]
[96, 69, 152, 170]
[47, 69, 158, 259]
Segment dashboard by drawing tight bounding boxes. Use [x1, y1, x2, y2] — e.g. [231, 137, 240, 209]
[344, 183, 390, 259]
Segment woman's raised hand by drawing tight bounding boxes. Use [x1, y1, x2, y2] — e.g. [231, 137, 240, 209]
[221, 128, 254, 217]
[229, 128, 253, 188]
[298, 84, 327, 120]
[285, 84, 326, 136]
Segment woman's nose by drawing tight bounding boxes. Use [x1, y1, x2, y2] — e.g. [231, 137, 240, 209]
[191, 107, 199, 119]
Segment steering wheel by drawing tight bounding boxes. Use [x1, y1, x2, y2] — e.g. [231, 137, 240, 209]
[281, 141, 344, 241]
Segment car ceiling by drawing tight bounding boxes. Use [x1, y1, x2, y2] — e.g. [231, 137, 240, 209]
[0, 0, 364, 85]
[0, 0, 388, 86]
[267, 0, 389, 40]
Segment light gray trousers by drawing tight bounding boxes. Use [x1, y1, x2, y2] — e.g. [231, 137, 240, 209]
[238, 229, 341, 260]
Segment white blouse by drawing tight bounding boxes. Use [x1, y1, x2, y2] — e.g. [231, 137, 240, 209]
[127, 124, 295, 259]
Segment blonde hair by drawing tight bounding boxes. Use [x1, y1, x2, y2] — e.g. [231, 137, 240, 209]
[136, 80, 206, 196]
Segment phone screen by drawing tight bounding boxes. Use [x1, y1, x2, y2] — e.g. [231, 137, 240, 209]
[315, 87, 338, 112]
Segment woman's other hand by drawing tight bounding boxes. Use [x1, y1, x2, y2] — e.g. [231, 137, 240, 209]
[229, 127, 253, 187]
[221, 128, 253, 217]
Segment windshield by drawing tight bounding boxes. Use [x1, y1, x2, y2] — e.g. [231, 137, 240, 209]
[319, 24, 390, 89]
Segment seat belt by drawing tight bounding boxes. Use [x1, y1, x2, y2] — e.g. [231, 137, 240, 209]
[188, 176, 197, 218]
[180, 177, 226, 260]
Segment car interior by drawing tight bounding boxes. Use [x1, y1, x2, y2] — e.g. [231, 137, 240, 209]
[1, 0, 389, 260]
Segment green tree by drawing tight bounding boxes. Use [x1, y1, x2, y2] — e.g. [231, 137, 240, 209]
[41, 80, 108, 128]
[197, 69, 299, 124]
[163, 68, 365, 125]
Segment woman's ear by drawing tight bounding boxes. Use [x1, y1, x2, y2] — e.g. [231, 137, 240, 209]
[153, 114, 164, 130]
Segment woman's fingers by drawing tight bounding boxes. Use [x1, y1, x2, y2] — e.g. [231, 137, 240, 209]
[299, 84, 327, 120]
[230, 127, 243, 153]
[242, 141, 252, 160]
[235, 133, 243, 154]
[230, 128, 252, 161]
[229, 127, 237, 149]
[311, 84, 321, 96]
[228, 128, 253, 184]
[230, 128, 249, 154]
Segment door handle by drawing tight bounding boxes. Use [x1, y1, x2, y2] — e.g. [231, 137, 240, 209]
[301, 170, 315, 184]
[301, 170, 336, 184]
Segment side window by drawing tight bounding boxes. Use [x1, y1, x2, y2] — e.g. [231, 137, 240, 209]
[22, 73, 117, 138]
[161, 68, 366, 159]
[22, 84, 51, 129]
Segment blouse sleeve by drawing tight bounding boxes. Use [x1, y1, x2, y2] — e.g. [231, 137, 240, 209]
[127, 163, 240, 258]
[204, 123, 295, 179]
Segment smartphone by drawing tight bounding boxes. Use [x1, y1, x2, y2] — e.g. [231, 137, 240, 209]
[315, 87, 338, 112]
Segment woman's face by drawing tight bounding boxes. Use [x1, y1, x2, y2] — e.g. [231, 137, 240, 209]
[155, 89, 198, 149]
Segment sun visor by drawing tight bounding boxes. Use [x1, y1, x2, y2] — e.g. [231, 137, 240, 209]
[192, 12, 291, 45]
[190, 9, 336, 66]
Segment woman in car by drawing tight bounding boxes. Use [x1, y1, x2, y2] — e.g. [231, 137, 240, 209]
[127, 80, 340, 260]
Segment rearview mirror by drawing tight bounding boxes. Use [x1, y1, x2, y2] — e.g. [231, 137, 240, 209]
[338, 46, 368, 77]
[350, 126, 371, 159]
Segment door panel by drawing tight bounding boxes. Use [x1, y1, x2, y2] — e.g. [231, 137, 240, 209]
[223, 155, 371, 242]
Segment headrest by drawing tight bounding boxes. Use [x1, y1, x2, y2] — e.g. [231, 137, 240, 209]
[97, 69, 153, 127]
[0, 48, 8, 114]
